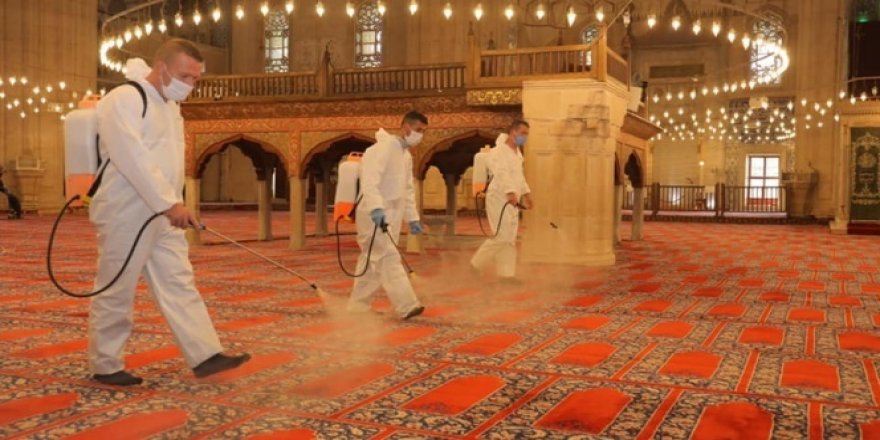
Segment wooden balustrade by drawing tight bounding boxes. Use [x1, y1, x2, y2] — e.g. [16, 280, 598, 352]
[331, 64, 465, 96]
[191, 72, 319, 100]
[624, 183, 788, 217]
[188, 34, 629, 102]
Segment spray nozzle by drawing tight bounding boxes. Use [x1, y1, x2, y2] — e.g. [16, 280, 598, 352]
[380, 222, 389, 233]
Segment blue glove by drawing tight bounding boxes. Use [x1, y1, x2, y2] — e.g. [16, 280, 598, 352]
[409, 221, 423, 235]
[370, 208, 386, 227]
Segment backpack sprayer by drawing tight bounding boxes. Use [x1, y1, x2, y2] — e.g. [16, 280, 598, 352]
[333, 152, 417, 278]
[48, 82, 329, 301]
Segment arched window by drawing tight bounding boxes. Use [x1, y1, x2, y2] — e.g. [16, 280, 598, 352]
[355, 2, 383, 68]
[750, 17, 785, 85]
[264, 11, 289, 72]
[581, 25, 600, 66]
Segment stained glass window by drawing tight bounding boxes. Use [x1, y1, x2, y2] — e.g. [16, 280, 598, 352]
[581, 25, 599, 66]
[264, 10, 289, 73]
[355, 2, 383, 68]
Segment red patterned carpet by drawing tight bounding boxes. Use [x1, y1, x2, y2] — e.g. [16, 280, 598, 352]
[3, 212, 880, 438]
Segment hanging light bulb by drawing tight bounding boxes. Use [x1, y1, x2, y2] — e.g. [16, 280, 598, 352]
[567, 6, 576, 27]
[741, 33, 751, 49]
[193, 9, 202, 25]
[261, 2, 270, 16]
[346, 1, 355, 17]
[712, 21, 721, 37]
[145, 20, 154, 34]
[727, 29, 736, 43]
[800, 98, 808, 107]
[834, 113, 840, 122]
[115, 36, 124, 48]
[839, 90, 847, 99]
[851, 96, 857, 104]
[286, 1, 295, 14]
[378, 1, 386, 16]
[861, 92, 868, 101]
[536, 3, 545, 20]
[32, 86, 40, 95]
[316, 1, 325, 17]
[20, 111, 25, 119]
[45, 85, 53, 93]
[212, 6, 222, 21]
[671, 15, 681, 30]
[652, 94, 660, 103]
[175, 12, 184, 27]
[505, 4, 514, 20]
[59, 81, 66, 90]
[124, 29, 132, 42]
[409, 0, 418, 15]
[158, 19, 168, 33]
[596, 6, 605, 22]
[647, 14, 657, 28]
[134, 25, 143, 39]
[443, 2, 453, 20]
[692, 19, 701, 35]
[234, 4, 245, 19]
[474, 3, 483, 21]
[873, 86, 879, 96]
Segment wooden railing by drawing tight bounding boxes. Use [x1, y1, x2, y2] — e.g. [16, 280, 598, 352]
[723, 185, 786, 214]
[624, 183, 787, 217]
[188, 25, 629, 102]
[332, 64, 465, 96]
[192, 72, 319, 100]
[846, 76, 880, 102]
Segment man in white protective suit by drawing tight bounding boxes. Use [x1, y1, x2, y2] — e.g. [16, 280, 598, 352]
[347, 111, 428, 320]
[470, 120, 533, 283]
[89, 39, 250, 386]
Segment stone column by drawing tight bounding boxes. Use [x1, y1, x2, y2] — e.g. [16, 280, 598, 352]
[830, 122, 852, 234]
[406, 179, 424, 253]
[443, 173, 457, 235]
[257, 173, 273, 241]
[521, 79, 629, 266]
[314, 164, 330, 237]
[612, 184, 623, 245]
[289, 177, 306, 250]
[631, 187, 645, 241]
[185, 177, 201, 245]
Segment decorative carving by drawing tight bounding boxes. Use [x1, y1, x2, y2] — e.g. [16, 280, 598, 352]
[185, 110, 519, 178]
[466, 89, 522, 106]
[182, 94, 481, 120]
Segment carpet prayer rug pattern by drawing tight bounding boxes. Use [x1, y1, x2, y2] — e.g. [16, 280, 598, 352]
[2, 212, 880, 438]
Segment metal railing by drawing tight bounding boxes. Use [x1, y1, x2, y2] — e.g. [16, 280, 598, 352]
[475, 43, 598, 83]
[624, 183, 787, 216]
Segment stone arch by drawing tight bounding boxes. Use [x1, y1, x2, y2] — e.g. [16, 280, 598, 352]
[417, 129, 497, 180]
[624, 151, 645, 188]
[195, 134, 290, 179]
[300, 132, 375, 179]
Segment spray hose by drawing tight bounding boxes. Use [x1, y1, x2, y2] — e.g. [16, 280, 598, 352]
[477, 199, 523, 239]
[380, 223, 415, 275]
[47, 195, 162, 298]
[335, 215, 380, 278]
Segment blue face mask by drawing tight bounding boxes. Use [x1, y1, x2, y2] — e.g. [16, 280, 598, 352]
[514, 134, 528, 146]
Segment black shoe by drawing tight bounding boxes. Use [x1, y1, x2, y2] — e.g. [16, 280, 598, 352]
[193, 353, 251, 378]
[93, 370, 143, 386]
[403, 305, 425, 320]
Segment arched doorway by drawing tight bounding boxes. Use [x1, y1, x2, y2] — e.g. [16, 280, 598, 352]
[196, 136, 288, 241]
[419, 131, 495, 235]
[302, 133, 375, 236]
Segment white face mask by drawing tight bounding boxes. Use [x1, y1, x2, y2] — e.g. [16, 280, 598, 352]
[404, 130, 423, 147]
[161, 66, 194, 101]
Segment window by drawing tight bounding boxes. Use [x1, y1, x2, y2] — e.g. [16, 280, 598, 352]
[355, 2, 383, 68]
[580, 25, 599, 66]
[750, 18, 785, 85]
[747, 155, 781, 202]
[264, 11, 289, 73]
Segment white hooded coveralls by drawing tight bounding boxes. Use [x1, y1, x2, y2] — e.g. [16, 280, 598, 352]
[88, 73, 223, 375]
[470, 133, 531, 278]
[348, 129, 422, 317]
